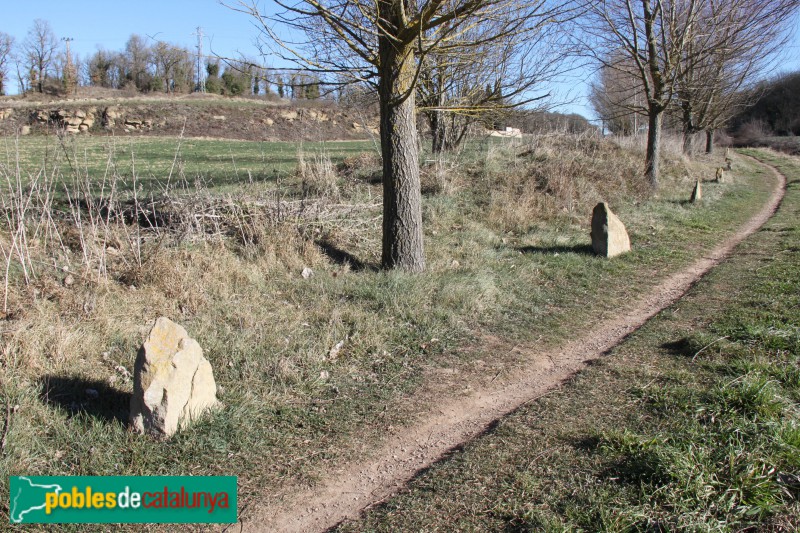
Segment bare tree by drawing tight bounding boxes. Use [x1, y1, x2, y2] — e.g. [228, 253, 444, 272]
[22, 19, 59, 93]
[152, 41, 192, 93]
[0, 32, 13, 96]
[674, 0, 800, 154]
[582, 0, 706, 188]
[228, 0, 573, 271]
[589, 54, 646, 135]
[418, 15, 570, 153]
[123, 34, 152, 91]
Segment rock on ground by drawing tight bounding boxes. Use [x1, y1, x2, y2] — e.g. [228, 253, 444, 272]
[591, 202, 631, 258]
[130, 317, 219, 438]
[691, 179, 702, 203]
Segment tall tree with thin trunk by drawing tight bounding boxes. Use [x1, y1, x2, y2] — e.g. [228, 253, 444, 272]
[227, 0, 574, 272]
[124, 34, 152, 91]
[589, 53, 646, 135]
[0, 32, 13, 96]
[581, 0, 703, 189]
[22, 19, 58, 94]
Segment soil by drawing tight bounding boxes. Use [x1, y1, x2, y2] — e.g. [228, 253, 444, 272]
[236, 154, 786, 533]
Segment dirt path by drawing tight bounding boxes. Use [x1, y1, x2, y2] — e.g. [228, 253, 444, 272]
[238, 155, 786, 533]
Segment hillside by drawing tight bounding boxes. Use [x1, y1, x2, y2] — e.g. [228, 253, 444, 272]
[0, 92, 378, 141]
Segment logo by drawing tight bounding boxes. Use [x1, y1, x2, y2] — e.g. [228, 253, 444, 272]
[9, 476, 237, 524]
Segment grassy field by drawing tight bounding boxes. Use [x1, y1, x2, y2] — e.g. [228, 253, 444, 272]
[0, 132, 780, 531]
[338, 149, 800, 532]
[1, 135, 375, 194]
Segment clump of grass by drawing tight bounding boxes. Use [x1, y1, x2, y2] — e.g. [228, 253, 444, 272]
[297, 147, 340, 200]
[475, 131, 691, 233]
[337, 151, 382, 181]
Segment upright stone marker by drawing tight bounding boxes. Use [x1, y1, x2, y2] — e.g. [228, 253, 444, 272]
[130, 317, 219, 438]
[591, 202, 631, 258]
[715, 167, 725, 183]
[690, 179, 702, 203]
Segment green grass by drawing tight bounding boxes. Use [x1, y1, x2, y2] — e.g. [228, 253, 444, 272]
[336, 149, 800, 532]
[0, 136, 783, 531]
[1, 135, 374, 194]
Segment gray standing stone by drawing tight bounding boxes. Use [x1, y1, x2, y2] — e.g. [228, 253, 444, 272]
[690, 179, 702, 203]
[130, 317, 219, 438]
[591, 202, 631, 258]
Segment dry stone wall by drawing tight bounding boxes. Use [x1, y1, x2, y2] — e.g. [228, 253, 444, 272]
[0, 100, 377, 141]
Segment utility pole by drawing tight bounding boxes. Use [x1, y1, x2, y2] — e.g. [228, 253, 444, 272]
[62, 37, 77, 94]
[193, 27, 205, 93]
[62, 37, 73, 59]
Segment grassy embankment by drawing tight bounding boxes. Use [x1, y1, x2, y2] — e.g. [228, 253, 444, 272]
[339, 149, 800, 532]
[0, 131, 778, 530]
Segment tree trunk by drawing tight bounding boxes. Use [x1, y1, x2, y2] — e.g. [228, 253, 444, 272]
[682, 129, 694, 156]
[645, 109, 663, 189]
[429, 111, 465, 154]
[430, 109, 446, 155]
[378, 38, 425, 272]
[705, 129, 714, 154]
[681, 101, 694, 156]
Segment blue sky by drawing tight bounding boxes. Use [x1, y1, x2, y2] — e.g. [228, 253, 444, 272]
[2, 1, 800, 120]
[2, 1, 256, 65]
[1, 1, 265, 96]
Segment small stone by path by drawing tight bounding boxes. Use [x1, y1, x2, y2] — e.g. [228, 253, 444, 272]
[129, 317, 219, 439]
[590, 202, 631, 257]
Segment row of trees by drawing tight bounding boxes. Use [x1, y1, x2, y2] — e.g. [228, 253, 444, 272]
[586, 0, 799, 187]
[0, 20, 199, 95]
[228, 0, 799, 271]
[0, 19, 325, 98]
[0, 20, 63, 95]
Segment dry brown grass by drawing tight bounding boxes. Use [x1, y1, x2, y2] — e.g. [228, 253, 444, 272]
[297, 148, 341, 200]
[479, 132, 699, 233]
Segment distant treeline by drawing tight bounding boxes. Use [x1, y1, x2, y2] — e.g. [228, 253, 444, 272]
[81, 35, 322, 98]
[729, 70, 800, 136]
[0, 20, 322, 98]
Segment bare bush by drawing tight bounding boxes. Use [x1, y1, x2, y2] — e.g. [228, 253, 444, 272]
[733, 120, 773, 147]
[482, 132, 656, 232]
[297, 148, 339, 200]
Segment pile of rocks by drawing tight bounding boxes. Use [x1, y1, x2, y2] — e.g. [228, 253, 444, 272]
[21, 106, 154, 134]
[32, 108, 97, 133]
[103, 107, 153, 131]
